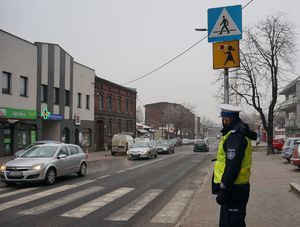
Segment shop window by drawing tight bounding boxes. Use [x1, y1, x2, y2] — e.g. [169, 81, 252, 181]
[82, 128, 91, 147]
[17, 129, 33, 149]
[62, 127, 70, 143]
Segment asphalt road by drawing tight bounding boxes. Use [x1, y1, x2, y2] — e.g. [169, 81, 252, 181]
[0, 145, 216, 227]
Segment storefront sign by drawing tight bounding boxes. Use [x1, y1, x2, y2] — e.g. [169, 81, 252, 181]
[0, 107, 36, 119]
[47, 114, 64, 120]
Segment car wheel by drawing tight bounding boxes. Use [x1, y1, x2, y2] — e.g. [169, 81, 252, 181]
[111, 151, 115, 156]
[45, 168, 56, 185]
[127, 156, 132, 160]
[77, 163, 87, 177]
[148, 152, 151, 159]
[272, 148, 279, 154]
[154, 152, 158, 158]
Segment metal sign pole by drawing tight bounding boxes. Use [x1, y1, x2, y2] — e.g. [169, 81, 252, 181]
[224, 68, 229, 104]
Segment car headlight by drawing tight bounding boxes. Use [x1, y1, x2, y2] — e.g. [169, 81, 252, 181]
[163, 148, 167, 151]
[141, 150, 148, 154]
[32, 163, 44, 171]
[0, 165, 6, 171]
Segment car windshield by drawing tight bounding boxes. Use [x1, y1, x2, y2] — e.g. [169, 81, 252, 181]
[156, 140, 169, 146]
[21, 146, 58, 158]
[195, 140, 206, 144]
[133, 142, 149, 148]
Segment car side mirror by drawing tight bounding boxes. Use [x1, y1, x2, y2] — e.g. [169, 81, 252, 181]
[58, 154, 67, 159]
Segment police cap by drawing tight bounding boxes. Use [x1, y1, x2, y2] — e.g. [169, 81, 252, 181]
[219, 104, 242, 118]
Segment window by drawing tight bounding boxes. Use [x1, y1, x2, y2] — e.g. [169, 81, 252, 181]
[108, 95, 112, 111]
[98, 94, 103, 110]
[65, 90, 70, 106]
[41, 85, 47, 102]
[69, 146, 79, 155]
[2, 71, 11, 94]
[54, 88, 59, 104]
[58, 146, 69, 156]
[108, 121, 112, 135]
[20, 76, 28, 96]
[86, 95, 90, 109]
[118, 121, 122, 133]
[118, 97, 122, 112]
[126, 100, 129, 113]
[77, 93, 82, 108]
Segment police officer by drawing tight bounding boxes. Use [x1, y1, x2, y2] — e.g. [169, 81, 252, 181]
[212, 104, 257, 227]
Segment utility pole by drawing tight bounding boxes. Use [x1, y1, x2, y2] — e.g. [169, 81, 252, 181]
[224, 68, 229, 104]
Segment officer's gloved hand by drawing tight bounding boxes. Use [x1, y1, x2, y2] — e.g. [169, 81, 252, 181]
[216, 188, 228, 205]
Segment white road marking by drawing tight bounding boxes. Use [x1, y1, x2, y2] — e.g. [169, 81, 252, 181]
[0, 187, 10, 192]
[116, 170, 127, 173]
[105, 189, 163, 221]
[61, 187, 134, 218]
[0, 180, 93, 212]
[0, 187, 38, 199]
[73, 179, 95, 186]
[19, 186, 103, 215]
[151, 190, 194, 224]
[97, 174, 110, 180]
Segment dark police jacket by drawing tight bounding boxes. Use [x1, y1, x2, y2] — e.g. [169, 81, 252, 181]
[212, 118, 257, 203]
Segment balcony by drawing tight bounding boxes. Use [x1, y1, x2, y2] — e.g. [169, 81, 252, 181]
[280, 97, 298, 111]
[284, 119, 300, 129]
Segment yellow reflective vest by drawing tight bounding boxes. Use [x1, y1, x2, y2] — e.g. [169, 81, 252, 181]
[214, 130, 252, 185]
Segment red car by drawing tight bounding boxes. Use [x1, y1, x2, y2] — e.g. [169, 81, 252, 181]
[272, 138, 285, 153]
[291, 141, 300, 168]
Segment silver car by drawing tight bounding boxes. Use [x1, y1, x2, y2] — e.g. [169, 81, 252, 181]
[127, 141, 157, 160]
[0, 143, 87, 186]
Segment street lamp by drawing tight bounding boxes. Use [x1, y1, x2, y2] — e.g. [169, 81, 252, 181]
[194, 28, 207, 32]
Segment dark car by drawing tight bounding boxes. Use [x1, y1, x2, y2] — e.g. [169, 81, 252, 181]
[156, 140, 175, 154]
[272, 138, 285, 154]
[193, 140, 209, 152]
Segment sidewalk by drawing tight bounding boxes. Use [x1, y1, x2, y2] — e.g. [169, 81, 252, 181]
[178, 151, 300, 227]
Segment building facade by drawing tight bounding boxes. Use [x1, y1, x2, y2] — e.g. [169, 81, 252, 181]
[0, 30, 38, 156]
[94, 77, 136, 151]
[279, 77, 300, 137]
[145, 102, 195, 139]
[0, 30, 95, 156]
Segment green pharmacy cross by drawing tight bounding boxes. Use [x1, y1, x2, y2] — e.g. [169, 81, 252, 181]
[41, 108, 51, 119]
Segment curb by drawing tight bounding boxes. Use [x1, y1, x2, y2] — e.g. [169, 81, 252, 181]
[289, 182, 300, 198]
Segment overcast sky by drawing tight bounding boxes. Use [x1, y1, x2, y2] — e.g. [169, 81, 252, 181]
[1, 0, 299, 123]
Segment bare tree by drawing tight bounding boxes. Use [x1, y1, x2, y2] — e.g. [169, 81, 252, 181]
[229, 14, 297, 154]
[201, 115, 216, 138]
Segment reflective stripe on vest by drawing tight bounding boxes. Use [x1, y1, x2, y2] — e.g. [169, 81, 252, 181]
[214, 130, 252, 184]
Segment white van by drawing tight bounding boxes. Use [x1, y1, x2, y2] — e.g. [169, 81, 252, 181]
[111, 134, 134, 156]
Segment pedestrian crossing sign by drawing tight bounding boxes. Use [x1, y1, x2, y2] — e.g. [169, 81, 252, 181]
[208, 5, 242, 43]
[213, 40, 240, 69]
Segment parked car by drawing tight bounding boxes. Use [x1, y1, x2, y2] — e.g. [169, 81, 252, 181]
[291, 140, 300, 168]
[127, 141, 157, 160]
[193, 140, 209, 152]
[111, 134, 134, 156]
[0, 143, 87, 186]
[13, 140, 64, 159]
[272, 138, 285, 154]
[281, 137, 300, 162]
[156, 140, 175, 154]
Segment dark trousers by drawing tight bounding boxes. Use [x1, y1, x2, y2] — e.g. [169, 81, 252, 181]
[219, 202, 247, 227]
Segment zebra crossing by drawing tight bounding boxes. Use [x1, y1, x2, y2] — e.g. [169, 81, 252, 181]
[0, 181, 195, 224]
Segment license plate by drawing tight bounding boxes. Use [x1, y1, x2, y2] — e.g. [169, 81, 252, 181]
[8, 171, 23, 177]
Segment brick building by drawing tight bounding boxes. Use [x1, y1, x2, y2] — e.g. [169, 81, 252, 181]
[145, 102, 195, 139]
[94, 77, 136, 150]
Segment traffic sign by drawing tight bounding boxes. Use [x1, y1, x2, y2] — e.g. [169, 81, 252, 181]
[213, 40, 240, 69]
[208, 5, 242, 43]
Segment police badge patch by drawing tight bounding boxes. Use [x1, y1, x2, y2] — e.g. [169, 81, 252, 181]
[227, 149, 236, 160]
